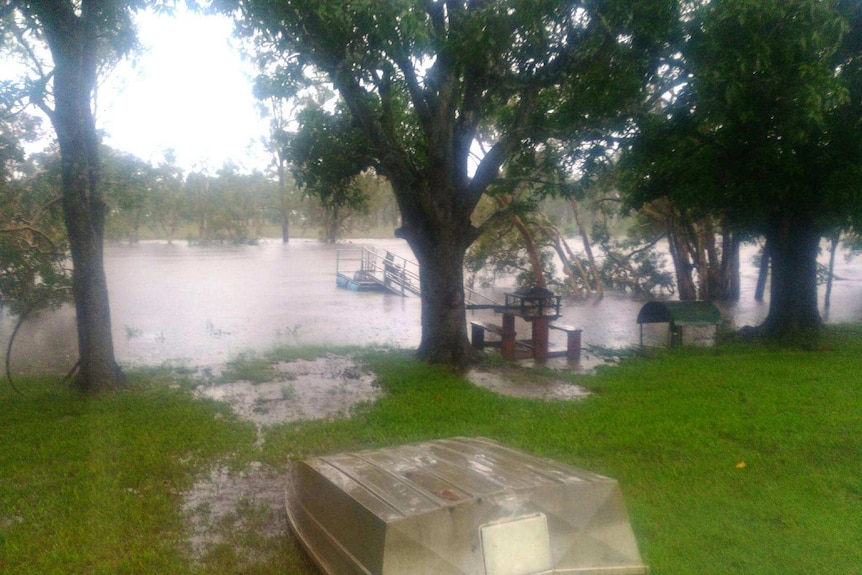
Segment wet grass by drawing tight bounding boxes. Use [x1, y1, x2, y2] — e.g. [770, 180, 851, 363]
[218, 351, 277, 384]
[259, 325, 862, 575]
[1, 328, 861, 574]
[0, 369, 256, 575]
[217, 345, 375, 384]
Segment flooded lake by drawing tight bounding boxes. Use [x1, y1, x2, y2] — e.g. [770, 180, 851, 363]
[2, 238, 861, 374]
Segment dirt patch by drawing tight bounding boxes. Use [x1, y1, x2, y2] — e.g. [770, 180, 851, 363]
[185, 354, 381, 563]
[183, 462, 287, 561]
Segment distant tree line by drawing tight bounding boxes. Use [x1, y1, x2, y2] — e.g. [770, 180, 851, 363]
[2, 135, 402, 246]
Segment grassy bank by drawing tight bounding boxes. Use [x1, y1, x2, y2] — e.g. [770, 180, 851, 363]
[2, 327, 861, 574]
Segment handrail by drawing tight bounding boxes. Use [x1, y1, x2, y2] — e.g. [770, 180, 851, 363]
[464, 286, 500, 308]
[336, 246, 503, 307]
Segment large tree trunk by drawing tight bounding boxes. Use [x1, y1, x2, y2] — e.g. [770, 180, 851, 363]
[718, 225, 740, 300]
[407, 232, 472, 367]
[760, 216, 822, 336]
[45, 6, 121, 392]
[396, 186, 474, 367]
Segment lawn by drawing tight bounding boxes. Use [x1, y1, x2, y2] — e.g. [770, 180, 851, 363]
[1, 326, 860, 574]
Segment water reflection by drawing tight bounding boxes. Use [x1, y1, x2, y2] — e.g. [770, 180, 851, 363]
[1, 238, 860, 374]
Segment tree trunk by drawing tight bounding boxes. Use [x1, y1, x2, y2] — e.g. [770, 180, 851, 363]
[535, 215, 587, 297]
[761, 216, 822, 336]
[667, 227, 697, 300]
[45, 8, 121, 392]
[697, 219, 722, 300]
[550, 239, 585, 297]
[692, 221, 711, 299]
[407, 231, 472, 367]
[718, 226, 740, 300]
[510, 214, 545, 288]
[558, 235, 590, 295]
[277, 152, 290, 243]
[571, 199, 603, 295]
[754, 240, 770, 302]
[824, 231, 840, 309]
[323, 205, 339, 243]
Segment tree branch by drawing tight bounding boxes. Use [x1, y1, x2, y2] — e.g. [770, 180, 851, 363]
[0, 224, 62, 249]
[467, 88, 539, 203]
[394, 55, 433, 130]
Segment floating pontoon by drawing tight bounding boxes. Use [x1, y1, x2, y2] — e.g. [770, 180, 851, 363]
[285, 437, 648, 575]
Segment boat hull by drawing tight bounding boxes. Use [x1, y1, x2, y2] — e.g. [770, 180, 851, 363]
[285, 437, 648, 575]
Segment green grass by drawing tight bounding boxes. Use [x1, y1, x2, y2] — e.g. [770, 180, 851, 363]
[2, 329, 861, 574]
[260, 327, 862, 575]
[0, 370, 256, 575]
[217, 345, 375, 384]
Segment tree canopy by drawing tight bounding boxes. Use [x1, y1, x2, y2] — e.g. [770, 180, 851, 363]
[230, 0, 677, 365]
[620, 0, 862, 336]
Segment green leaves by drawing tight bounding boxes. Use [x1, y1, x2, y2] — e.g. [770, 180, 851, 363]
[288, 106, 374, 203]
[622, 0, 862, 233]
[0, 145, 69, 316]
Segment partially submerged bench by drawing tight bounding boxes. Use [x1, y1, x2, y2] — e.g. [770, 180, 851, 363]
[471, 319, 582, 360]
[470, 321, 505, 349]
[549, 323, 582, 359]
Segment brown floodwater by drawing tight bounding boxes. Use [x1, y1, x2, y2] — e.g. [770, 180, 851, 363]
[2, 238, 861, 374]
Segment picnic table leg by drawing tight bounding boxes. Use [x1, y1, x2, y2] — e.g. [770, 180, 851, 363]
[566, 329, 583, 360]
[471, 323, 485, 350]
[501, 313, 516, 360]
[532, 317, 550, 361]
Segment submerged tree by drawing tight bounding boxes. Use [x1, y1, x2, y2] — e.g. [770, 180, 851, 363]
[231, 0, 675, 365]
[621, 0, 862, 337]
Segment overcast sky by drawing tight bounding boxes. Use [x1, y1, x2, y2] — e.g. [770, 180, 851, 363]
[98, 8, 272, 174]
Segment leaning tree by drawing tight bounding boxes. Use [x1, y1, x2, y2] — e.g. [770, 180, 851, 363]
[229, 0, 676, 366]
[2, 0, 140, 390]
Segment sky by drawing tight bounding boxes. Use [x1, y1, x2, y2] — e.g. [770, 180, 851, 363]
[98, 9, 272, 174]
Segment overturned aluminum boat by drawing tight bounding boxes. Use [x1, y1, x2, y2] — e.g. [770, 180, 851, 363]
[285, 437, 648, 575]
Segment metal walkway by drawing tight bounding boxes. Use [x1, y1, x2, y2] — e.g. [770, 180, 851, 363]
[336, 247, 421, 296]
[335, 246, 501, 306]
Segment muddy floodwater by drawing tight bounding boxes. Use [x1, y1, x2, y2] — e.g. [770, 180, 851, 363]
[3, 237, 861, 374]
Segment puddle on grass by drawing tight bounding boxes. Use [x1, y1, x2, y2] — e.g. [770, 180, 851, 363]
[184, 353, 591, 563]
[467, 369, 591, 401]
[183, 462, 288, 561]
[185, 354, 381, 562]
[195, 355, 381, 431]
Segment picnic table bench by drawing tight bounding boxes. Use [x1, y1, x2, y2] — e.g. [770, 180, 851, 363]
[470, 321, 506, 349]
[471, 318, 582, 360]
[549, 323, 583, 359]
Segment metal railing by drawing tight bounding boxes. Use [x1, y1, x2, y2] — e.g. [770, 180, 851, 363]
[337, 246, 506, 308]
[336, 246, 420, 296]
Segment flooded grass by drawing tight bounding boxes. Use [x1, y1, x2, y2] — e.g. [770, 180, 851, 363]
[1, 328, 861, 574]
[0, 370, 256, 575]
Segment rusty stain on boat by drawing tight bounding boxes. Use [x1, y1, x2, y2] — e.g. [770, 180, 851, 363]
[285, 437, 648, 575]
